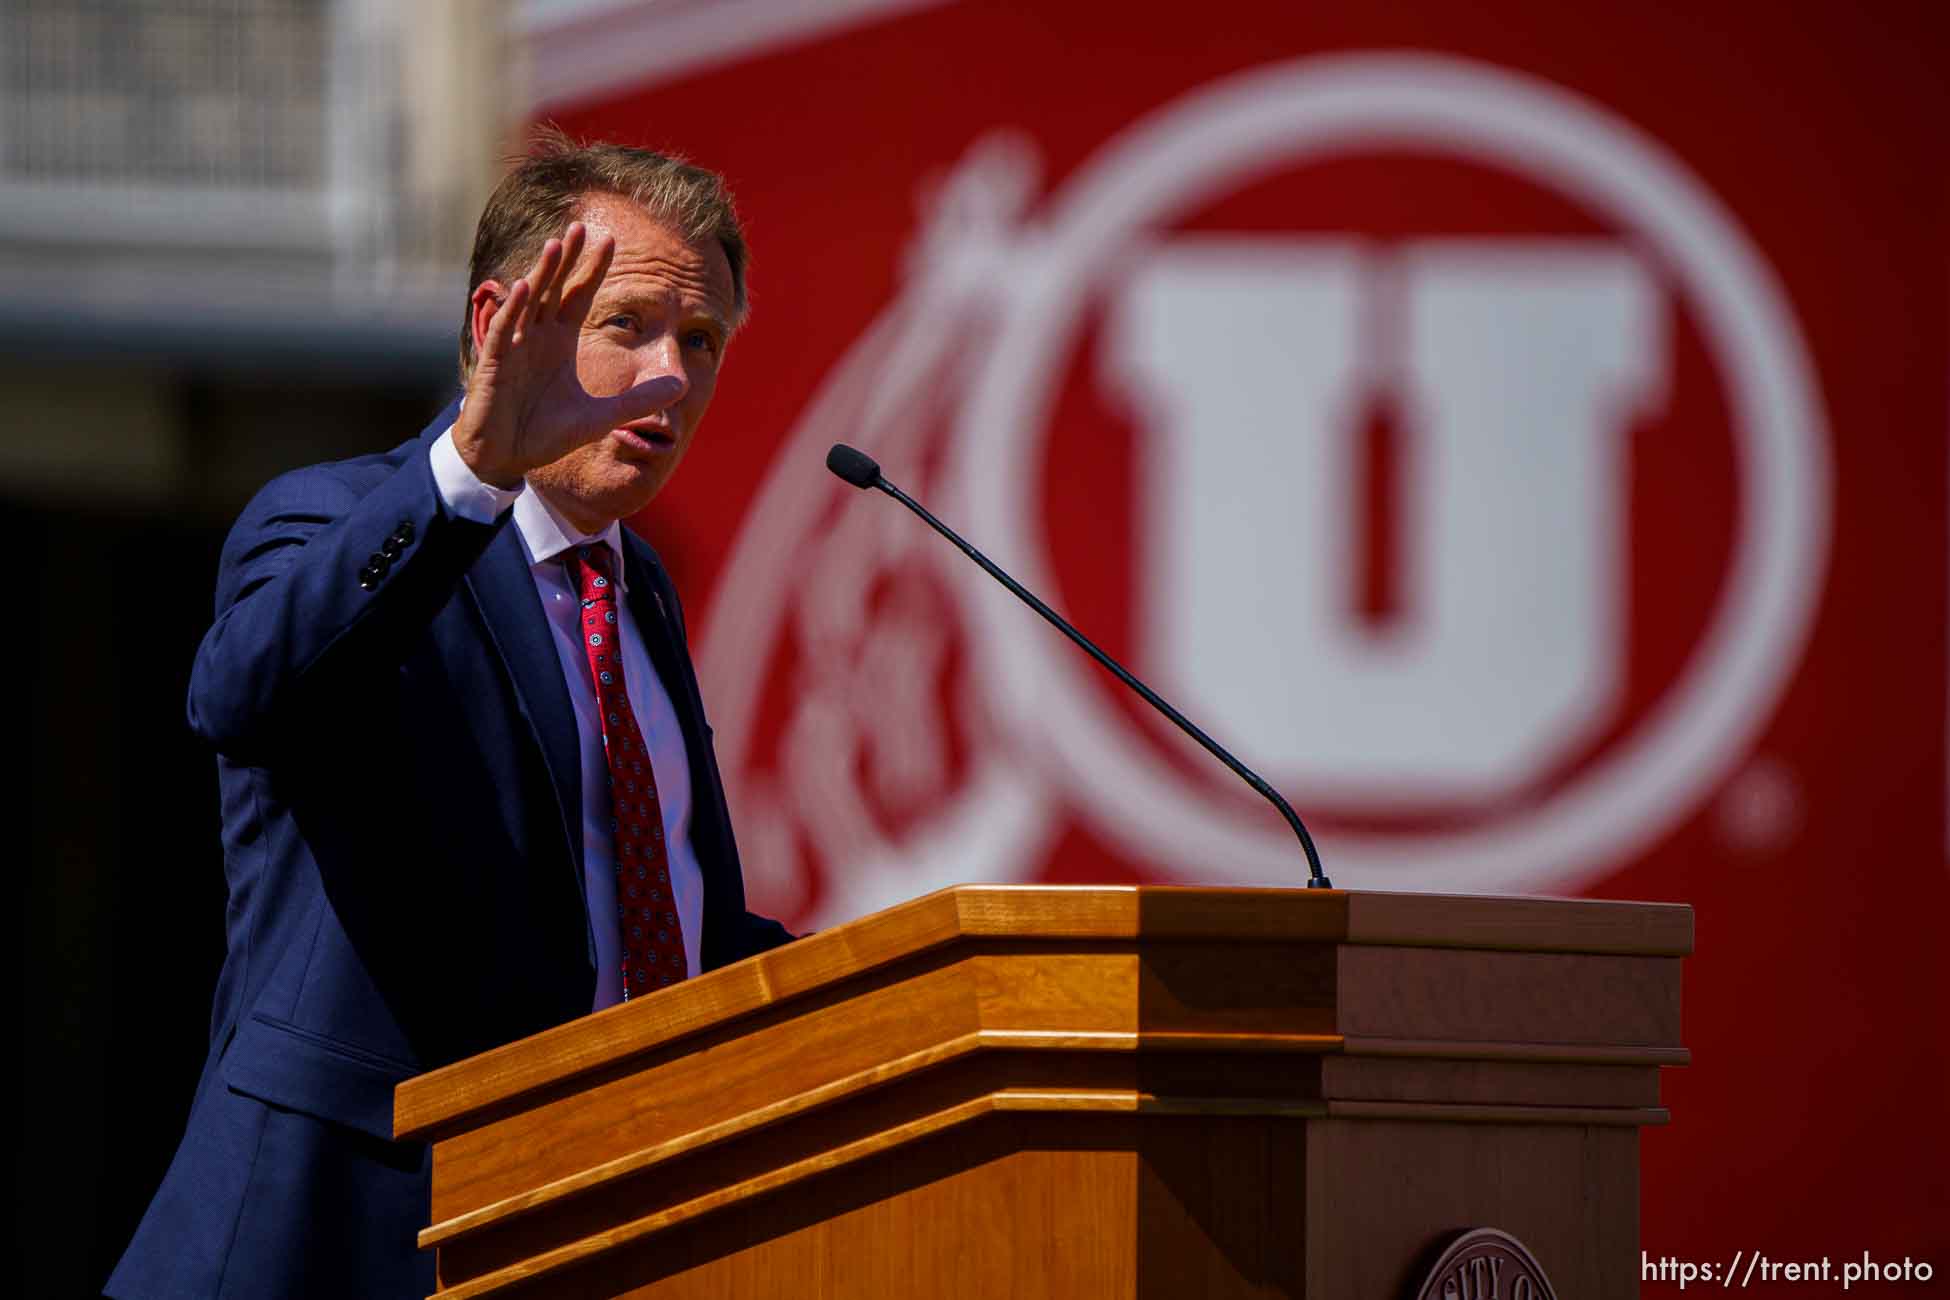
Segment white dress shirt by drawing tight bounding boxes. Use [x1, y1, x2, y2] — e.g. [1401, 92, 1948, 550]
[430, 427, 705, 1009]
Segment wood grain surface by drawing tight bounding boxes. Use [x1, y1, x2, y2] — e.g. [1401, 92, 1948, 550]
[395, 886, 1690, 1298]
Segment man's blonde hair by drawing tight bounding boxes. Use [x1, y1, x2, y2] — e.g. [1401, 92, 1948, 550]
[460, 126, 750, 379]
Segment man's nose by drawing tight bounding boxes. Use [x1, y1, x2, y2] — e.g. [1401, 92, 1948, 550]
[638, 335, 690, 406]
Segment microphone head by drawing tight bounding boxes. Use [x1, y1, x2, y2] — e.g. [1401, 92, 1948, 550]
[826, 443, 882, 489]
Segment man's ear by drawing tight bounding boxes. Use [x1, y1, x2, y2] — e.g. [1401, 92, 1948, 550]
[468, 280, 508, 360]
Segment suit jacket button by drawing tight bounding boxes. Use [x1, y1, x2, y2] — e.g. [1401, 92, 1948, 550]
[392, 520, 415, 545]
[380, 537, 403, 558]
[367, 551, 390, 572]
[358, 567, 379, 590]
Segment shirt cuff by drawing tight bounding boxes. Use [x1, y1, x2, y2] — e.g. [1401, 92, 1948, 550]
[431, 426, 522, 523]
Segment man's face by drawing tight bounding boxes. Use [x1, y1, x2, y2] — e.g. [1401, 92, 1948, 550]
[524, 192, 736, 531]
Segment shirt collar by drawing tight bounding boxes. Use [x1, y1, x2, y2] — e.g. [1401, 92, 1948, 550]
[513, 486, 628, 590]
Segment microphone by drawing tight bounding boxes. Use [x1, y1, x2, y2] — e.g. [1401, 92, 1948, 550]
[824, 443, 1332, 889]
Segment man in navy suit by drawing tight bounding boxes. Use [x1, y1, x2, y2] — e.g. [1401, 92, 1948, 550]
[108, 136, 795, 1298]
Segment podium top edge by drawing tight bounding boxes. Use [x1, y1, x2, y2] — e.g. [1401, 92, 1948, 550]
[934, 883, 1691, 940]
[393, 885, 1690, 1142]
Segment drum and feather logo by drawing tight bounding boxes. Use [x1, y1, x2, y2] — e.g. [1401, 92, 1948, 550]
[702, 53, 1830, 927]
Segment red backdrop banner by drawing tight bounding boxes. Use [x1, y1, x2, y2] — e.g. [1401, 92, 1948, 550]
[542, 0, 1948, 1281]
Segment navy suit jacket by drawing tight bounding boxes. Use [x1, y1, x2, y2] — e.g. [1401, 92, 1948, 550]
[109, 401, 793, 1299]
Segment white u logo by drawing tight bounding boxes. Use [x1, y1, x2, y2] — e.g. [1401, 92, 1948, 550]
[1107, 238, 1663, 802]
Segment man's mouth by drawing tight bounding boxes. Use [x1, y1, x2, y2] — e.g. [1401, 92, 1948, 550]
[613, 423, 678, 454]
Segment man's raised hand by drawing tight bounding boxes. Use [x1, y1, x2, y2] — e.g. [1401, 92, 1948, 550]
[452, 221, 681, 489]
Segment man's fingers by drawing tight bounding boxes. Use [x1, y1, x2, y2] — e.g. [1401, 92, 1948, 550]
[507, 275, 540, 347]
[535, 223, 584, 318]
[521, 237, 565, 319]
[558, 231, 616, 326]
[480, 277, 532, 362]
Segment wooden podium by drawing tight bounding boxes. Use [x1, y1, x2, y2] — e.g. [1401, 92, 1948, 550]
[394, 886, 1690, 1299]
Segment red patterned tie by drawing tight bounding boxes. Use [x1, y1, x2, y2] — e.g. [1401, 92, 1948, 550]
[569, 544, 687, 1000]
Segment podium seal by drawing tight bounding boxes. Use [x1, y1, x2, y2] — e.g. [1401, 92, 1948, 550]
[1412, 1227, 1558, 1300]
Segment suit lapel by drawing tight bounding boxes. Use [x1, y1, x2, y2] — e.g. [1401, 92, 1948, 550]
[620, 542, 706, 765]
[463, 523, 586, 895]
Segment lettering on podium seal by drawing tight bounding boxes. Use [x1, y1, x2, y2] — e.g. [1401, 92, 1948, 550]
[1411, 1227, 1558, 1300]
